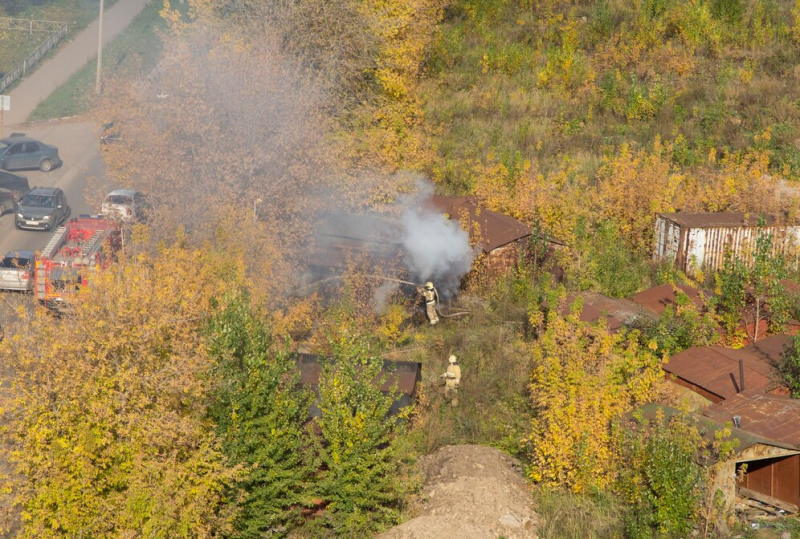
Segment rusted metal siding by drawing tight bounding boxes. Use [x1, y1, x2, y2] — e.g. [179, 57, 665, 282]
[712, 444, 800, 519]
[737, 454, 800, 511]
[652, 213, 800, 273]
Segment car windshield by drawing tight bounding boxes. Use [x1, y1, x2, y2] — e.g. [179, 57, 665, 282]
[21, 194, 55, 208]
[0, 256, 30, 268]
[106, 195, 133, 205]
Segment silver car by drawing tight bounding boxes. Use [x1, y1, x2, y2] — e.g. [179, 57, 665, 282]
[101, 189, 149, 222]
[0, 250, 35, 292]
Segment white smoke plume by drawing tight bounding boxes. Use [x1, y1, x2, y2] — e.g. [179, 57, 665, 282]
[311, 179, 476, 302]
[398, 180, 476, 299]
[372, 281, 400, 314]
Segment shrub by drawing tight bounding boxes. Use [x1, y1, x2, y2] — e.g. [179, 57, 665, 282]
[632, 289, 719, 356]
[778, 335, 800, 398]
[523, 305, 663, 493]
[207, 293, 314, 538]
[617, 412, 704, 539]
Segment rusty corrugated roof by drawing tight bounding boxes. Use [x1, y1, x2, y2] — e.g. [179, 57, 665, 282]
[295, 353, 421, 396]
[703, 390, 800, 447]
[561, 292, 655, 332]
[307, 212, 404, 269]
[562, 295, 624, 331]
[663, 345, 776, 401]
[633, 403, 799, 455]
[741, 334, 793, 367]
[581, 291, 656, 323]
[657, 212, 789, 228]
[428, 195, 532, 253]
[783, 279, 800, 294]
[632, 283, 704, 316]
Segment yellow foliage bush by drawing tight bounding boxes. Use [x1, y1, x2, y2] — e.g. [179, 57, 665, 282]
[524, 302, 664, 493]
[0, 243, 244, 537]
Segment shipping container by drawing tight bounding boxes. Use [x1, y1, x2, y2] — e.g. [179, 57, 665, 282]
[652, 212, 799, 273]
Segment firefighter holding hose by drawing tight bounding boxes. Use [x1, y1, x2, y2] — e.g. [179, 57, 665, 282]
[422, 281, 440, 325]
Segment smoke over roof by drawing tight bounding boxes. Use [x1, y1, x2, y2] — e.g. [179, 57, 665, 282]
[310, 181, 476, 299]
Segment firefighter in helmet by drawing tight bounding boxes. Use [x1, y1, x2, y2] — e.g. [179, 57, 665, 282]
[440, 354, 461, 407]
[422, 281, 440, 325]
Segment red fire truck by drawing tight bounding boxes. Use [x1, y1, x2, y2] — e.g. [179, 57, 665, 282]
[34, 216, 121, 309]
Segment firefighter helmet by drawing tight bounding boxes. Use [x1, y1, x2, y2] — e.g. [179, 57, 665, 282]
[449, 354, 457, 364]
[425, 281, 434, 290]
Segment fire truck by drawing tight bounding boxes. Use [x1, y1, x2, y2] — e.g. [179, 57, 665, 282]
[34, 216, 121, 309]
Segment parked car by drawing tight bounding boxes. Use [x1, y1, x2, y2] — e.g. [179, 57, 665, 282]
[0, 188, 16, 216]
[0, 170, 30, 202]
[0, 250, 35, 292]
[0, 251, 36, 292]
[101, 189, 149, 222]
[0, 134, 62, 172]
[15, 187, 69, 231]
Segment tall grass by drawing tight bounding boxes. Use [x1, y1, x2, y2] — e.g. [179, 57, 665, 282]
[420, 0, 800, 186]
[536, 488, 625, 539]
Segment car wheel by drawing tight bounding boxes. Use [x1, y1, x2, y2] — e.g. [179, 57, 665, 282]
[39, 159, 53, 172]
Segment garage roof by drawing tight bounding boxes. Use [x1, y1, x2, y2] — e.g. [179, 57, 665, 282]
[663, 345, 777, 401]
[703, 390, 800, 447]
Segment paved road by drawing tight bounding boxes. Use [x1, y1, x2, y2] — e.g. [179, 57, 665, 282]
[0, 122, 106, 260]
[3, 0, 152, 127]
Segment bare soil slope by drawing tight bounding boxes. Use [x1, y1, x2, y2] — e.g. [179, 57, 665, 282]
[379, 445, 538, 539]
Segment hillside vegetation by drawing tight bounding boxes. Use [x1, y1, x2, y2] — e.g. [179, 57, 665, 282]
[420, 0, 799, 282]
[0, 1, 799, 538]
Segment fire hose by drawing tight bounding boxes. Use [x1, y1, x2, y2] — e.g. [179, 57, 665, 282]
[299, 274, 471, 318]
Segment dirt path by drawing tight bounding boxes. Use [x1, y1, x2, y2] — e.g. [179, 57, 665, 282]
[2, 0, 152, 128]
[378, 445, 539, 539]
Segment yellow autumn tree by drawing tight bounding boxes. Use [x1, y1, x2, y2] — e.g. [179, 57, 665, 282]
[594, 139, 685, 254]
[524, 298, 664, 493]
[0, 242, 244, 537]
[474, 155, 593, 244]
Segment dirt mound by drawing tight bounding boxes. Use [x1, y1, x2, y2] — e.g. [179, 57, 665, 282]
[378, 445, 538, 539]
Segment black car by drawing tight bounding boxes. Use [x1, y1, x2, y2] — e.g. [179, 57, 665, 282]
[0, 135, 62, 172]
[0, 189, 15, 216]
[15, 187, 69, 231]
[0, 170, 30, 202]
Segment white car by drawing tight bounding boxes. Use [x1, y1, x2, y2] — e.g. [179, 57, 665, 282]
[101, 189, 148, 222]
[0, 250, 35, 292]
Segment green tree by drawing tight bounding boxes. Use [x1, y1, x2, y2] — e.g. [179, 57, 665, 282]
[309, 318, 415, 536]
[715, 226, 789, 342]
[778, 336, 800, 398]
[206, 293, 314, 538]
[618, 412, 704, 539]
[566, 219, 649, 298]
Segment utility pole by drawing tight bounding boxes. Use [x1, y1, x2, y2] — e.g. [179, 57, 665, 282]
[95, 0, 105, 95]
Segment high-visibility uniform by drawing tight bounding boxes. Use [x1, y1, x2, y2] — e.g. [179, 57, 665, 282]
[443, 363, 461, 407]
[423, 287, 439, 325]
